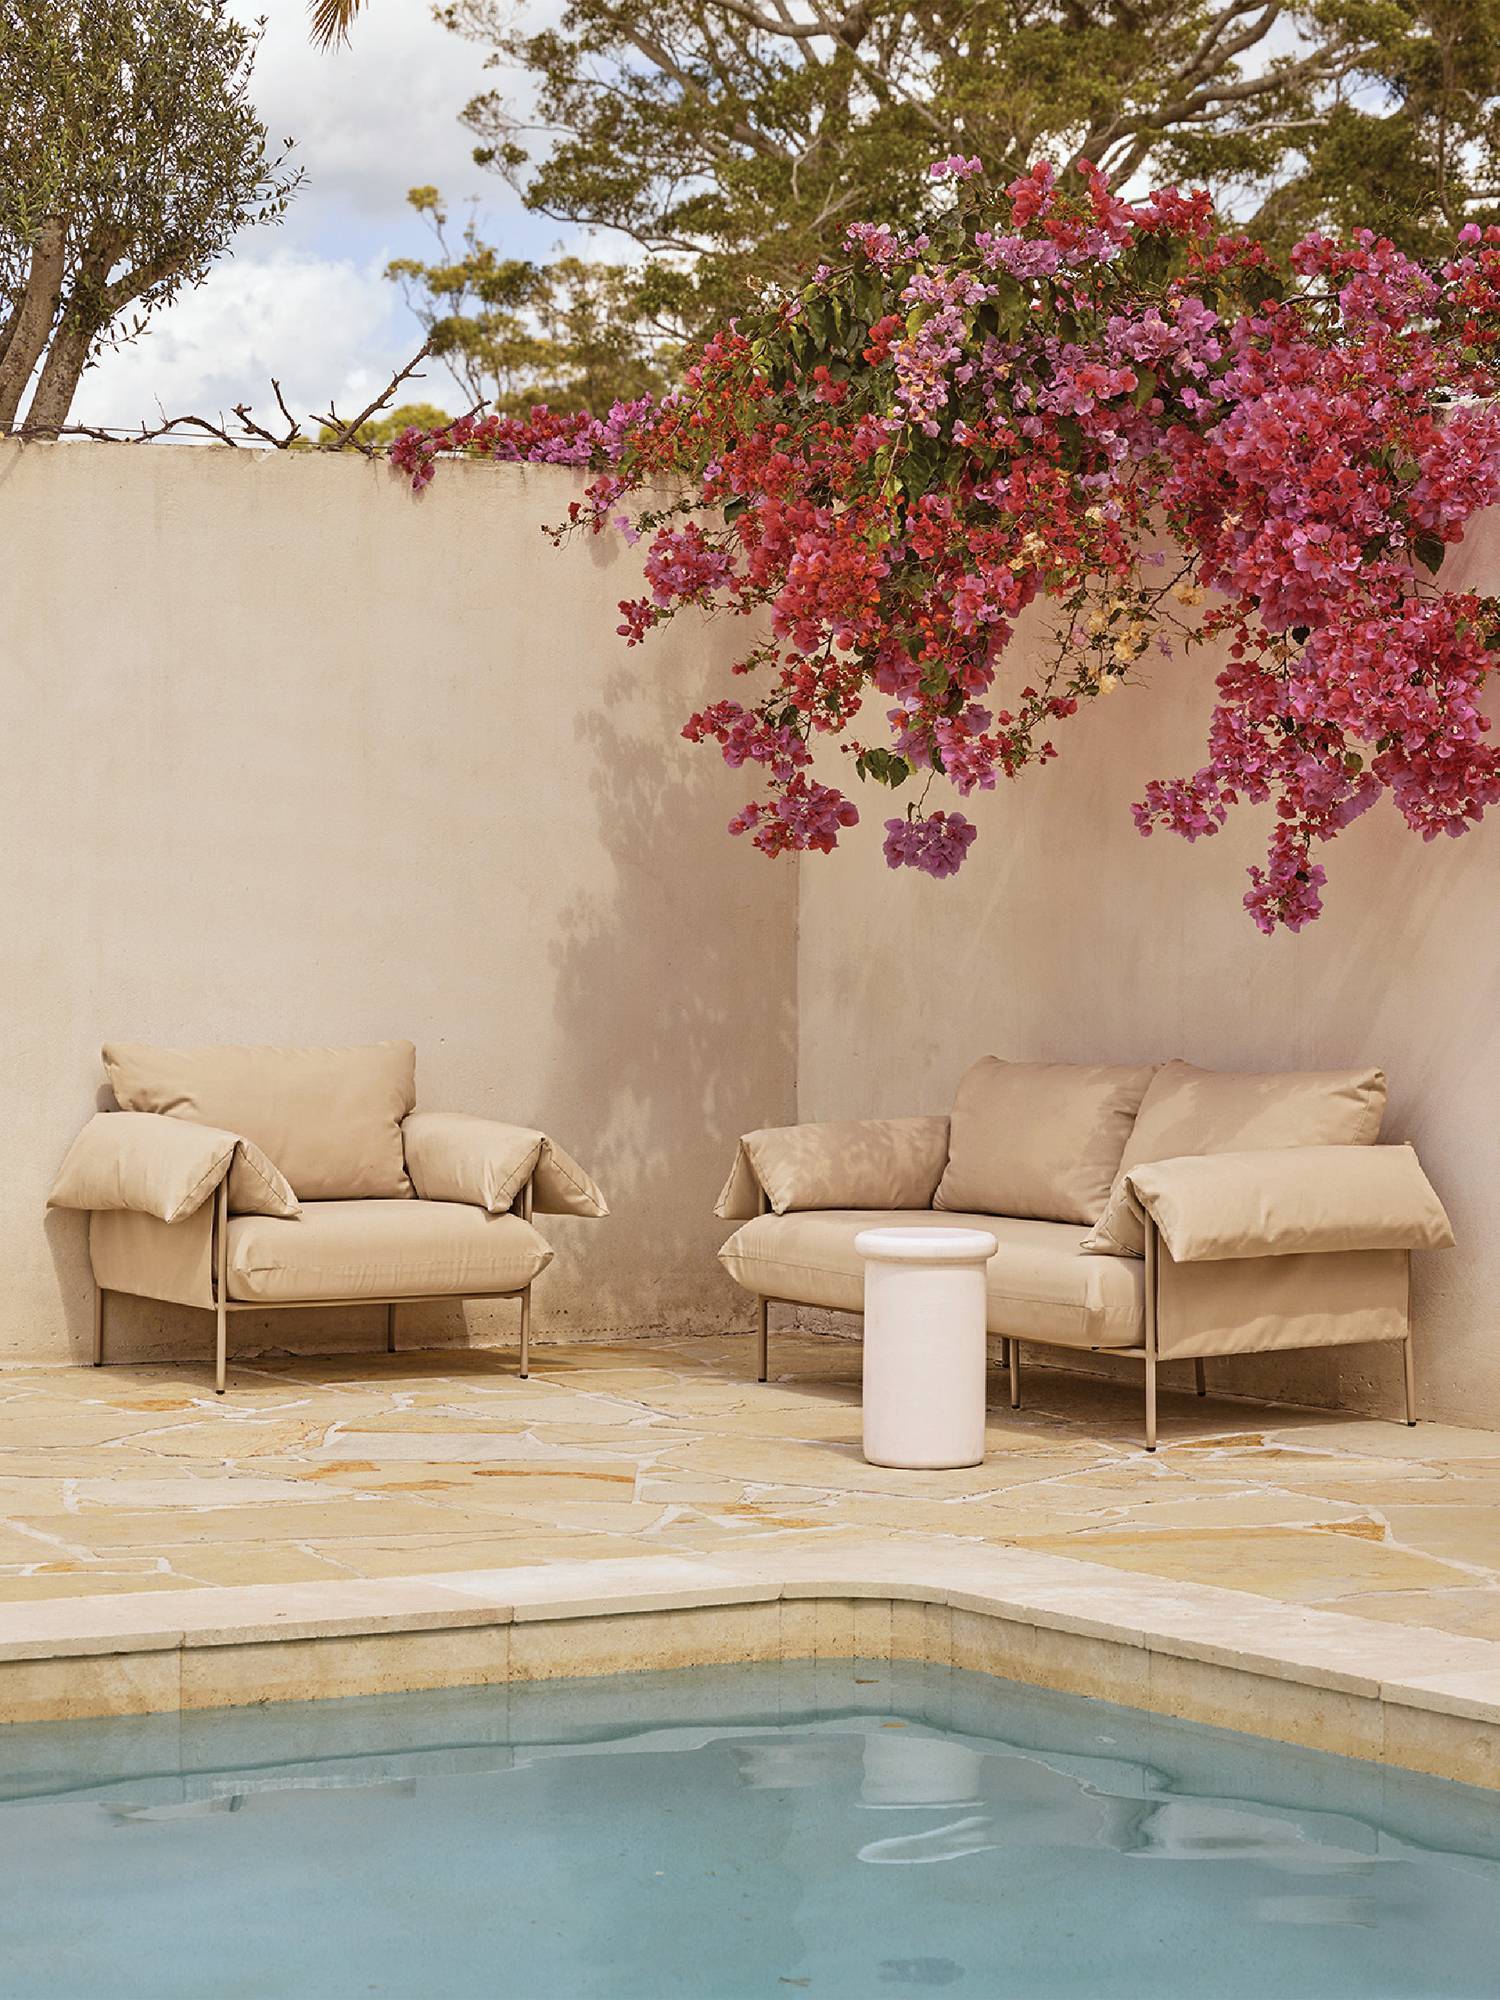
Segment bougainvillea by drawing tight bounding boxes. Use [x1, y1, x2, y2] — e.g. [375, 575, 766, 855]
[392, 163, 1500, 931]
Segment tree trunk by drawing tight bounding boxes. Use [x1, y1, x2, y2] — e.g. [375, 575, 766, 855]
[0, 216, 67, 432]
[20, 310, 94, 438]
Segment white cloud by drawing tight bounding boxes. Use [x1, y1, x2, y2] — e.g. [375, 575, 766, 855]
[70, 249, 416, 431]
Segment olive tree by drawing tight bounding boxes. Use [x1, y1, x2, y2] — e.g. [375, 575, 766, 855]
[0, 0, 300, 437]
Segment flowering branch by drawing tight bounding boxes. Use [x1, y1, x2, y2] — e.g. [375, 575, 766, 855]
[393, 160, 1500, 931]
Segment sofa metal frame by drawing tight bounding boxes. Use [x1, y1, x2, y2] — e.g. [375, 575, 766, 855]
[93, 1175, 540, 1397]
[751, 1193, 1418, 1450]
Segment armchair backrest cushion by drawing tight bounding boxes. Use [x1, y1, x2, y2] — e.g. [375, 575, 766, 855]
[102, 1040, 417, 1200]
[1083, 1060, 1387, 1257]
[934, 1059, 1156, 1225]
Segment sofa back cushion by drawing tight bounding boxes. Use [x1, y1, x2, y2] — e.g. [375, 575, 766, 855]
[934, 1059, 1157, 1226]
[102, 1040, 417, 1200]
[1082, 1060, 1386, 1257]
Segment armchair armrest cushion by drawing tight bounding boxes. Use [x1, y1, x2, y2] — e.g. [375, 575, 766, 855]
[1124, 1145, 1454, 1263]
[47, 1113, 300, 1224]
[402, 1113, 609, 1218]
[715, 1116, 950, 1220]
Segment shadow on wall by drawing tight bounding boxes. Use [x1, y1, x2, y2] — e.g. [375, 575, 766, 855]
[539, 641, 798, 1336]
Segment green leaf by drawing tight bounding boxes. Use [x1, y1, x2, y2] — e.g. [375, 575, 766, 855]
[1414, 533, 1447, 574]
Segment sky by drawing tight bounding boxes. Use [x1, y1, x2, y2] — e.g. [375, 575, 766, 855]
[72, 0, 585, 433]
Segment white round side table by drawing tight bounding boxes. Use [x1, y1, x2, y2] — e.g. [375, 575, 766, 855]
[855, 1225, 998, 1470]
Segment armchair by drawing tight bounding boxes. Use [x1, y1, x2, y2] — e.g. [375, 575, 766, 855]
[48, 1043, 608, 1393]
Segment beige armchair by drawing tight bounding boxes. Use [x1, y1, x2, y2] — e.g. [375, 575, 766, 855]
[47, 1041, 608, 1393]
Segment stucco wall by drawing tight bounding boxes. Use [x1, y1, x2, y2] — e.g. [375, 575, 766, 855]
[0, 442, 796, 1366]
[796, 513, 1500, 1428]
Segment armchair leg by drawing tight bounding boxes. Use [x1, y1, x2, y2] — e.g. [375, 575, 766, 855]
[1402, 1335, 1417, 1426]
[1193, 1359, 1207, 1398]
[519, 1284, 531, 1379]
[1144, 1220, 1159, 1451]
[215, 1302, 227, 1397]
[93, 1284, 104, 1367]
[1009, 1339, 1021, 1409]
[386, 1303, 396, 1355]
[213, 1178, 228, 1396]
[1144, 1356, 1157, 1452]
[756, 1297, 768, 1383]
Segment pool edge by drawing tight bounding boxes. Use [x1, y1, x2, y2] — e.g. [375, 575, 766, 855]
[1, 1544, 1496, 1791]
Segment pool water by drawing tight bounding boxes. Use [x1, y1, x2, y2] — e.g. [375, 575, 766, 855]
[1, 1659, 1497, 1998]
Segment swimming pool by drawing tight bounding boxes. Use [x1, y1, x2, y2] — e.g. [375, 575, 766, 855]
[1, 1658, 1496, 1998]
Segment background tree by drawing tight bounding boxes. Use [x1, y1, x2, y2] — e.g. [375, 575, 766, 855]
[386, 186, 671, 413]
[0, 0, 299, 438]
[432, 0, 1500, 339]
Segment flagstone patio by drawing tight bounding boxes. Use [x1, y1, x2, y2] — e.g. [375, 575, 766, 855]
[2, 1333, 1498, 1642]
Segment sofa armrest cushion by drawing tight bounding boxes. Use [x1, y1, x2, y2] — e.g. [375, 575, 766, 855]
[1124, 1145, 1454, 1263]
[715, 1116, 950, 1219]
[47, 1113, 299, 1224]
[402, 1113, 608, 1218]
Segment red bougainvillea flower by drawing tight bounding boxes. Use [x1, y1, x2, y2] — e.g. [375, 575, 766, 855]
[394, 163, 1500, 930]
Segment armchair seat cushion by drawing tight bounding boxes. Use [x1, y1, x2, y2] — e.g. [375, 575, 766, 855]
[719, 1209, 1143, 1349]
[227, 1199, 553, 1303]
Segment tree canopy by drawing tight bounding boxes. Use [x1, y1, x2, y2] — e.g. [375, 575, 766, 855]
[386, 187, 672, 414]
[437, 0, 1500, 339]
[0, 0, 299, 436]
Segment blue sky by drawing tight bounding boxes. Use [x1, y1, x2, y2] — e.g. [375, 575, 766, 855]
[72, 0, 592, 432]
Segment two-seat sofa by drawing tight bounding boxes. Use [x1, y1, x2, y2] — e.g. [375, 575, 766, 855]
[47, 1040, 607, 1391]
[715, 1059, 1454, 1448]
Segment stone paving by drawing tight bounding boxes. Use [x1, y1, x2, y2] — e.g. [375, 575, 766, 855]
[1, 1334, 1498, 1641]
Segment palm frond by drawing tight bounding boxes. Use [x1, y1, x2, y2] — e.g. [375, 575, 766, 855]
[309, 0, 363, 49]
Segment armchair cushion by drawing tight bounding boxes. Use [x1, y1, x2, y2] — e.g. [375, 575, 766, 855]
[402, 1113, 609, 1218]
[102, 1040, 416, 1201]
[226, 1199, 553, 1302]
[715, 1117, 950, 1219]
[48, 1113, 298, 1224]
[1083, 1062, 1386, 1258]
[1125, 1145, 1454, 1263]
[935, 1059, 1155, 1225]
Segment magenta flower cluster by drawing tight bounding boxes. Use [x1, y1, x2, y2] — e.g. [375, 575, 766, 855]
[393, 170, 1500, 927]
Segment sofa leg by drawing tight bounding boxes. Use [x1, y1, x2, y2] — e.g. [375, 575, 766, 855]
[756, 1297, 768, 1383]
[1144, 1354, 1157, 1452]
[386, 1303, 396, 1355]
[519, 1284, 531, 1379]
[1008, 1339, 1021, 1410]
[93, 1285, 105, 1367]
[1193, 1359, 1207, 1398]
[1402, 1335, 1417, 1426]
[214, 1302, 227, 1397]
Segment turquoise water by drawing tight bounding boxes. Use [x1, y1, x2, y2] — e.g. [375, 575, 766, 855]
[1, 1659, 1498, 1998]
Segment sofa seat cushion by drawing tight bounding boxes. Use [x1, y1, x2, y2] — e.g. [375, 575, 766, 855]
[719, 1209, 1143, 1350]
[227, 1199, 553, 1303]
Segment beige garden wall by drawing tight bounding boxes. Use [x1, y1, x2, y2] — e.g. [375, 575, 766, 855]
[797, 511, 1500, 1429]
[0, 442, 796, 1367]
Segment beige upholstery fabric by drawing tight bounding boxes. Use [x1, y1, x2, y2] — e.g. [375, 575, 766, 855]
[401, 1114, 609, 1218]
[227, 1199, 553, 1303]
[403, 1113, 541, 1213]
[528, 1136, 610, 1218]
[935, 1060, 1155, 1225]
[103, 1040, 416, 1200]
[716, 1118, 950, 1219]
[1084, 1062, 1386, 1258]
[1126, 1145, 1454, 1262]
[718, 1208, 1144, 1349]
[49, 1113, 236, 1224]
[90, 1205, 216, 1309]
[1155, 1244, 1409, 1360]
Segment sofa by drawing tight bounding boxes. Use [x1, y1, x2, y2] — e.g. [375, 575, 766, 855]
[47, 1040, 608, 1393]
[715, 1059, 1454, 1448]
